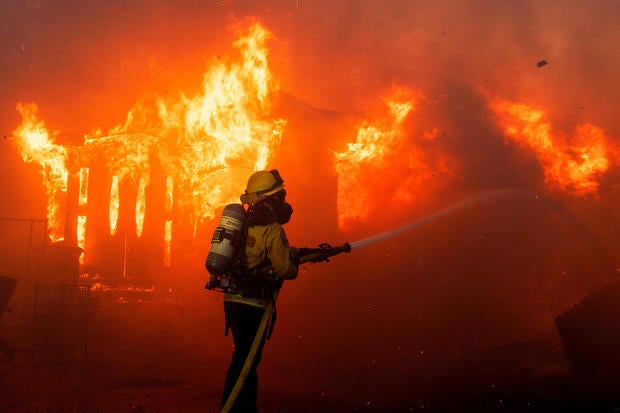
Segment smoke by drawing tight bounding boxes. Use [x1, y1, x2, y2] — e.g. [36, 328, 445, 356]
[242, 1, 617, 130]
[1, 1, 620, 407]
[3, 1, 619, 128]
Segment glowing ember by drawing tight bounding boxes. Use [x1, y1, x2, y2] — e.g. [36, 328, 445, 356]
[334, 86, 449, 230]
[490, 99, 610, 195]
[12, 103, 68, 242]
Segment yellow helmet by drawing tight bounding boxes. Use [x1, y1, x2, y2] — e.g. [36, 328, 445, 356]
[240, 169, 285, 204]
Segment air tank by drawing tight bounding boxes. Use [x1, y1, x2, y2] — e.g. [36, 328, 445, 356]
[206, 203, 246, 275]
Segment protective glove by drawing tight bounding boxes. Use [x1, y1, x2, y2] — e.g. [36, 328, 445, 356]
[296, 247, 329, 264]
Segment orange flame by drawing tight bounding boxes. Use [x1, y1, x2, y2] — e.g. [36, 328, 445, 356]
[164, 221, 172, 267]
[135, 177, 146, 237]
[164, 177, 174, 268]
[165, 176, 174, 212]
[77, 167, 88, 263]
[84, 20, 284, 228]
[109, 175, 120, 235]
[12, 103, 68, 242]
[12, 21, 283, 265]
[77, 216, 86, 263]
[490, 99, 610, 195]
[334, 86, 449, 230]
[172, 22, 284, 224]
[78, 167, 89, 207]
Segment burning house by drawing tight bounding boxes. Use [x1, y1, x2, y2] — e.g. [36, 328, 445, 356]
[10, 23, 306, 288]
[1, 2, 620, 411]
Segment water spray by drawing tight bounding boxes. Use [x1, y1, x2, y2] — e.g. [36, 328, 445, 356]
[297, 189, 524, 263]
[349, 188, 523, 250]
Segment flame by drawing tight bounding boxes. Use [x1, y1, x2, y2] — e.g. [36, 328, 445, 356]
[163, 177, 173, 268]
[173, 22, 284, 224]
[82, 20, 284, 228]
[12, 103, 69, 242]
[135, 177, 146, 237]
[490, 99, 610, 195]
[78, 167, 89, 207]
[77, 167, 88, 264]
[334, 86, 451, 230]
[12, 21, 284, 268]
[109, 175, 120, 235]
[77, 215, 86, 263]
[165, 176, 174, 212]
[164, 221, 172, 267]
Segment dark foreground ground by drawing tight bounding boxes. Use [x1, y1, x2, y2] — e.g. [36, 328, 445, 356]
[1, 362, 620, 413]
[1, 343, 619, 412]
[1, 298, 619, 413]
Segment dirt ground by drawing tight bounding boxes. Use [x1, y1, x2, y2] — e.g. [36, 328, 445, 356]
[1, 350, 619, 412]
[1, 292, 620, 413]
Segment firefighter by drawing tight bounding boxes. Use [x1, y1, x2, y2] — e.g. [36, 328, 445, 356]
[221, 169, 299, 413]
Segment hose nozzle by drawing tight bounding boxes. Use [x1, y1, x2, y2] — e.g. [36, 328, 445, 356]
[298, 242, 351, 264]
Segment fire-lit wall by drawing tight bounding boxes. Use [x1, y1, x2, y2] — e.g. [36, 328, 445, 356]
[77, 149, 176, 285]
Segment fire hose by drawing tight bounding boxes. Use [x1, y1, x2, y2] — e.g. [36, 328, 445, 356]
[220, 188, 522, 412]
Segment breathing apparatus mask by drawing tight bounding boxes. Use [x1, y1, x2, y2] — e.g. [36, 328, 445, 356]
[265, 189, 293, 225]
